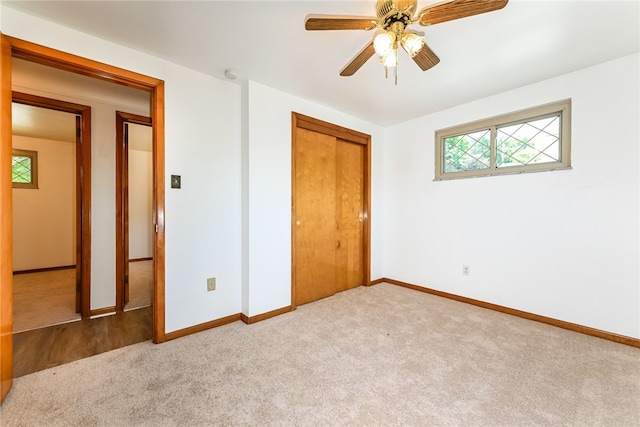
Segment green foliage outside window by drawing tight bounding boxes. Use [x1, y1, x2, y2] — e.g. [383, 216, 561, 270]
[12, 149, 38, 189]
[443, 130, 490, 173]
[12, 155, 32, 183]
[435, 100, 570, 180]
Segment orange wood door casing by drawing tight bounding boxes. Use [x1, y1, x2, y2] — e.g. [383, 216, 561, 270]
[294, 129, 364, 306]
[0, 34, 13, 402]
[116, 112, 152, 312]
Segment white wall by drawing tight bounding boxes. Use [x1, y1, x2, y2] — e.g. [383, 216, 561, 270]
[2, 7, 243, 332]
[244, 81, 385, 317]
[128, 120, 153, 260]
[384, 53, 640, 339]
[12, 135, 75, 271]
[162, 68, 241, 332]
[128, 148, 153, 259]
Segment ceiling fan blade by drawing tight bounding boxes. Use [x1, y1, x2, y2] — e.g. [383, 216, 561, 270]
[409, 43, 440, 71]
[305, 17, 377, 31]
[417, 0, 508, 26]
[340, 41, 376, 76]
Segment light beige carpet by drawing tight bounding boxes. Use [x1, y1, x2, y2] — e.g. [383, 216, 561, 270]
[2, 283, 639, 426]
[13, 269, 79, 333]
[126, 260, 153, 310]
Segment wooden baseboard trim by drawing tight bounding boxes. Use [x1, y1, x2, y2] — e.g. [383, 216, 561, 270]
[378, 278, 640, 348]
[13, 265, 76, 275]
[129, 257, 152, 263]
[90, 306, 116, 317]
[162, 306, 293, 341]
[369, 278, 385, 286]
[164, 313, 242, 341]
[241, 306, 293, 325]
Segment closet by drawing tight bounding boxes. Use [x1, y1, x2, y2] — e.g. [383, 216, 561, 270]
[292, 113, 371, 306]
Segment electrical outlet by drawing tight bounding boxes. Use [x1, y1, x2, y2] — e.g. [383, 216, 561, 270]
[207, 277, 216, 292]
[462, 265, 470, 276]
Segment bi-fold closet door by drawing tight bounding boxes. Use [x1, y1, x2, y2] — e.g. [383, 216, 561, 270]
[294, 127, 365, 306]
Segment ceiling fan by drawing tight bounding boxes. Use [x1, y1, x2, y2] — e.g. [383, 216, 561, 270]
[305, 0, 509, 82]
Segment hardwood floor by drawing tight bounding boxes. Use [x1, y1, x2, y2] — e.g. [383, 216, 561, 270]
[14, 306, 152, 377]
[13, 261, 154, 377]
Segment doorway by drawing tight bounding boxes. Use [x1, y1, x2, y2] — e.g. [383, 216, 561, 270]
[1, 35, 167, 402]
[291, 113, 371, 307]
[116, 112, 153, 312]
[11, 92, 91, 332]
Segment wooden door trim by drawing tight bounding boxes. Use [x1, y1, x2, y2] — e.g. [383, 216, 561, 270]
[12, 91, 92, 318]
[116, 111, 152, 312]
[1, 33, 13, 402]
[0, 36, 167, 387]
[291, 112, 372, 310]
[294, 113, 371, 146]
[7, 36, 161, 89]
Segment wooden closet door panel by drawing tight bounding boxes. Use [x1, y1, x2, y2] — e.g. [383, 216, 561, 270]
[294, 128, 337, 305]
[336, 139, 364, 291]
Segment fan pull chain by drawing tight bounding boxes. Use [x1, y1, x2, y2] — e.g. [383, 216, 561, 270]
[394, 43, 398, 86]
[382, 43, 399, 85]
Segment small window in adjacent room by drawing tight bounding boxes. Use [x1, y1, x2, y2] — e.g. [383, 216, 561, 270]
[435, 99, 571, 180]
[12, 149, 39, 189]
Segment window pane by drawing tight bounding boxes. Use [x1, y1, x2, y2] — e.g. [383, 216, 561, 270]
[12, 149, 38, 189]
[12, 155, 32, 183]
[435, 99, 570, 180]
[443, 129, 490, 173]
[496, 115, 560, 168]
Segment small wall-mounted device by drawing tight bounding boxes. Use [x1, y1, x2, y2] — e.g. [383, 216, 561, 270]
[224, 69, 238, 80]
[171, 175, 181, 189]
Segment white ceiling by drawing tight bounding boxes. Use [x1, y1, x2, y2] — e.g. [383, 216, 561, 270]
[12, 103, 76, 143]
[5, 0, 640, 126]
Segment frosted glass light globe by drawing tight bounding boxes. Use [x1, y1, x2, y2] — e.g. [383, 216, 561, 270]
[401, 33, 425, 58]
[374, 31, 396, 56]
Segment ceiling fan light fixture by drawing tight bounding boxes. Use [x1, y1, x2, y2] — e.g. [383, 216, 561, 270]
[373, 30, 396, 57]
[400, 33, 425, 58]
[381, 48, 398, 68]
[305, 0, 509, 78]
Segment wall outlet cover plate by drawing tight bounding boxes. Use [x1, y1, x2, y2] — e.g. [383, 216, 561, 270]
[171, 175, 181, 189]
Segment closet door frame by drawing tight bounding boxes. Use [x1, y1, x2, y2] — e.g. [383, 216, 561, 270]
[290, 112, 371, 309]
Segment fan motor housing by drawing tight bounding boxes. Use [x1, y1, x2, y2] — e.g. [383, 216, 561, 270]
[376, 0, 417, 30]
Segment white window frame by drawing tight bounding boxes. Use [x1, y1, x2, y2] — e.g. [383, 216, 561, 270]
[435, 99, 571, 180]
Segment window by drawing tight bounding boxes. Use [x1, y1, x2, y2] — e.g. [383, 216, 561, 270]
[12, 149, 39, 189]
[435, 99, 571, 180]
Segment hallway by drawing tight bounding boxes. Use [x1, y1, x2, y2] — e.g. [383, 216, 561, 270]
[13, 260, 152, 332]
